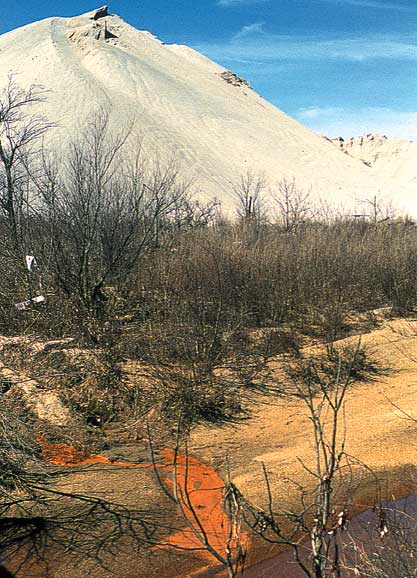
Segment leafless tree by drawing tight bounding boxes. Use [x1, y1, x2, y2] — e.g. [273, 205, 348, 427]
[233, 170, 267, 224]
[34, 113, 192, 337]
[359, 195, 396, 224]
[0, 76, 50, 248]
[272, 178, 313, 231]
[0, 76, 51, 307]
[236, 345, 372, 578]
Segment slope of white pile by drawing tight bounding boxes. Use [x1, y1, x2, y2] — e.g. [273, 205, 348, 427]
[333, 135, 417, 199]
[1, 7, 415, 215]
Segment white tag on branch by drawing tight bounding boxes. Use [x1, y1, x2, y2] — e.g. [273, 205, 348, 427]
[15, 299, 32, 311]
[15, 295, 46, 311]
[32, 295, 46, 304]
[25, 255, 38, 272]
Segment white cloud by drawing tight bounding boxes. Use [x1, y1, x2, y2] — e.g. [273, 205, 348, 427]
[298, 107, 332, 119]
[217, 0, 269, 6]
[297, 106, 417, 140]
[195, 31, 417, 65]
[320, 0, 417, 11]
[233, 21, 266, 40]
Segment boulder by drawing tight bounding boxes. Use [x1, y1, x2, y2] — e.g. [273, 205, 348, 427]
[90, 5, 109, 20]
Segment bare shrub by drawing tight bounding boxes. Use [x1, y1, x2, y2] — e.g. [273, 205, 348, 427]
[233, 170, 267, 222]
[126, 234, 285, 427]
[233, 345, 378, 578]
[272, 178, 313, 231]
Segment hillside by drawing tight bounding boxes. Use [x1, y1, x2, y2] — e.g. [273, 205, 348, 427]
[330, 134, 417, 214]
[0, 6, 412, 214]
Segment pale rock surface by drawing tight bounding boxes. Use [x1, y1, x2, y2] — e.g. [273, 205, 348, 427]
[2, 365, 72, 426]
[329, 134, 417, 215]
[0, 7, 415, 215]
[0, 336, 75, 426]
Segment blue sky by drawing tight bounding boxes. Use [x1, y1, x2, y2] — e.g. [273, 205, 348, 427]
[2, 0, 417, 138]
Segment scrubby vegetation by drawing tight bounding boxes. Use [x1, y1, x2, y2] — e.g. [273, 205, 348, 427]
[3, 190, 416, 426]
[1, 78, 417, 578]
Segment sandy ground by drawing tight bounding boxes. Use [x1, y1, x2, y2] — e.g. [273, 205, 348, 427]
[4, 318, 417, 578]
[189, 318, 417, 575]
[194, 319, 417, 490]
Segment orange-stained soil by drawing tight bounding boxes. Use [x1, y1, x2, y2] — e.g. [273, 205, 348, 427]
[11, 318, 417, 578]
[36, 436, 148, 467]
[36, 437, 247, 566]
[158, 449, 249, 560]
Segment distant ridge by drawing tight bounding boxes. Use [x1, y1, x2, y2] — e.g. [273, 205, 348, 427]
[328, 134, 417, 211]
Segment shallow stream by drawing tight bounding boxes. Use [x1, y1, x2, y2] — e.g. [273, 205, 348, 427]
[243, 495, 417, 577]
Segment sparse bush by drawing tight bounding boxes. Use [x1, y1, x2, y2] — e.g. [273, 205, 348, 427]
[0, 78, 416, 430]
[281, 342, 380, 398]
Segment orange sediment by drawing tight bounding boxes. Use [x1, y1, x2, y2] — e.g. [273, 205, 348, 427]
[36, 437, 248, 568]
[35, 435, 149, 467]
[158, 449, 249, 559]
